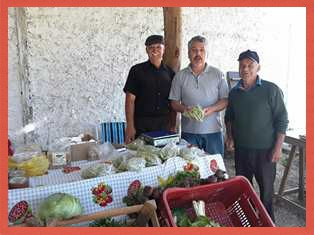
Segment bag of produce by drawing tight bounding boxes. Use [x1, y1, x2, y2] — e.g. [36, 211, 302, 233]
[159, 142, 180, 161]
[126, 157, 146, 172]
[81, 163, 113, 179]
[37, 192, 83, 225]
[9, 154, 49, 177]
[136, 150, 161, 166]
[179, 146, 204, 161]
[126, 138, 145, 150]
[183, 105, 205, 122]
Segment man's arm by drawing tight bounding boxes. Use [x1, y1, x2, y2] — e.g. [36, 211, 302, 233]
[125, 92, 136, 144]
[171, 100, 188, 113]
[168, 109, 177, 132]
[271, 133, 285, 162]
[204, 98, 228, 117]
[225, 121, 234, 151]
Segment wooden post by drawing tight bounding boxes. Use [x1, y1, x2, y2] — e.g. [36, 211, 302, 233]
[163, 7, 182, 72]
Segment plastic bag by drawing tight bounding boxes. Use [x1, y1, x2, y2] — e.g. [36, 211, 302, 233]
[112, 151, 135, 172]
[9, 154, 49, 177]
[136, 150, 161, 166]
[80, 163, 114, 179]
[159, 142, 180, 161]
[179, 146, 204, 161]
[126, 138, 145, 150]
[126, 157, 146, 172]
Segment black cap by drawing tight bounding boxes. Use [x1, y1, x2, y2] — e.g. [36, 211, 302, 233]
[145, 35, 164, 46]
[238, 50, 259, 63]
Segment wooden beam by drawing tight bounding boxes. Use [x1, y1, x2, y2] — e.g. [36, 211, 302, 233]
[163, 7, 182, 72]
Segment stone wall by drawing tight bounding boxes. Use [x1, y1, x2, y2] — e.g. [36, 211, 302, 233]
[8, 7, 305, 148]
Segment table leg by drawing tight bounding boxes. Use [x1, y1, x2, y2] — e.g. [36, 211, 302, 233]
[278, 145, 297, 196]
[298, 147, 305, 203]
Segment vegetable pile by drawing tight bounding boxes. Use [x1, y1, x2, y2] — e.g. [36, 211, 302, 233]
[172, 200, 221, 227]
[183, 105, 205, 122]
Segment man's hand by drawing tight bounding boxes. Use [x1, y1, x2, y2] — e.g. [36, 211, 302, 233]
[225, 136, 234, 152]
[271, 147, 282, 162]
[125, 125, 136, 144]
[204, 106, 214, 117]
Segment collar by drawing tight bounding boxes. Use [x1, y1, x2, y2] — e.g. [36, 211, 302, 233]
[235, 75, 262, 90]
[147, 60, 166, 70]
[188, 63, 209, 75]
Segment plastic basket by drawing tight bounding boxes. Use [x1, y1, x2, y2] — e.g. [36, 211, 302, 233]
[161, 176, 275, 227]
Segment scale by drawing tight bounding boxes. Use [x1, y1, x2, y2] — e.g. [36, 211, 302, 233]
[141, 130, 180, 147]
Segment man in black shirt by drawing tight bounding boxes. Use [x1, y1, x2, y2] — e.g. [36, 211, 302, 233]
[123, 35, 176, 143]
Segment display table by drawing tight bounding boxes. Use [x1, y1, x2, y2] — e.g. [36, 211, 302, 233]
[8, 154, 225, 225]
[275, 131, 306, 212]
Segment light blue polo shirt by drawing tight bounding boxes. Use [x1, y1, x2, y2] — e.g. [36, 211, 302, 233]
[169, 63, 229, 134]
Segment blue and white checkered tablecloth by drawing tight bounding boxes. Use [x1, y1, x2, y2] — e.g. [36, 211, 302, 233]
[8, 154, 225, 222]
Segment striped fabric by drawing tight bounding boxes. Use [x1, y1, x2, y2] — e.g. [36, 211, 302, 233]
[100, 122, 126, 144]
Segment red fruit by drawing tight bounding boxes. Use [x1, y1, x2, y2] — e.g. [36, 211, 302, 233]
[127, 180, 141, 196]
[100, 201, 107, 207]
[106, 195, 113, 203]
[210, 159, 218, 173]
[98, 185, 105, 193]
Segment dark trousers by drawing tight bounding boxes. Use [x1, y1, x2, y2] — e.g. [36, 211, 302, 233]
[234, 146, 276, 222]
[134, 115, 169, 138]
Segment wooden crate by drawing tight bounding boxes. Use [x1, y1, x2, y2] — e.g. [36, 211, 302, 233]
[12, 200, 159, 227]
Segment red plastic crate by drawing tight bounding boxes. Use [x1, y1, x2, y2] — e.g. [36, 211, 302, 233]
[161, 176, 275, 227]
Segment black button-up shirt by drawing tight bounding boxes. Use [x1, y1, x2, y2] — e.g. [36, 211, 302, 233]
[123, 60, 175, 117]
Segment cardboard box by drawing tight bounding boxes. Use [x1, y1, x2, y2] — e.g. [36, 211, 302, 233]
[70, 141, 96, 161]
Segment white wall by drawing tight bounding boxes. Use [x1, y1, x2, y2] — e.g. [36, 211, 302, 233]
[8, 7, 306, 148]
[8, 8, 24, 145]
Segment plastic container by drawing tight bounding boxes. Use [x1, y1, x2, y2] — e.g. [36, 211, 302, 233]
[161, 176, 275, 227]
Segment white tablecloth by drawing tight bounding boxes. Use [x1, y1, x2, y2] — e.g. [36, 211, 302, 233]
[8, 154, 225, 223]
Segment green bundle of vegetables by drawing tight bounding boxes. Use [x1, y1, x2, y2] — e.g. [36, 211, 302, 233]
[183, 105, 205, 122]
[37, 193, 83, 225]
[172, 200, 221, 227]
[89, 217, 128, 227]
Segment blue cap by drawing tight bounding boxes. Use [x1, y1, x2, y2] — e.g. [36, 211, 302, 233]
[238, 50, 259, 63]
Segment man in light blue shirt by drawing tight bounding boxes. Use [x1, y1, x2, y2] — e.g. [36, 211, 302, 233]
[169, 36, 228, 156]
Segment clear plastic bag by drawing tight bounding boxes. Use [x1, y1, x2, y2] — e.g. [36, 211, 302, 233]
[159, 142, 180, 161]
[80, 163, 114, 179]
[126, 157, 146, 172]
[179, 146, 205, 161]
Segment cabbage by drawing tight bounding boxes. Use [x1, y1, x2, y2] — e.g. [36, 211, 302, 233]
[37, 192, 83, 225]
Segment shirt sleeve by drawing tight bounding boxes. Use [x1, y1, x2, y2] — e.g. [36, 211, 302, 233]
[270, 86, 289, 134]
[123, 65, 138, 96]
[168, 73, 182, 101]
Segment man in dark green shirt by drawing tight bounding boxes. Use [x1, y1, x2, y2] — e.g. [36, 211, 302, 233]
[225, 50, 288, 222]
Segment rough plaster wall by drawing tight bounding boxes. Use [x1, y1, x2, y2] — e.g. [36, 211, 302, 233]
[181, 7, 266, 73]
[23, 7, 164, 149]
[8, 7, 305, 147]
[8, 8, 24, 146]
[181, 7, 305, 130]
